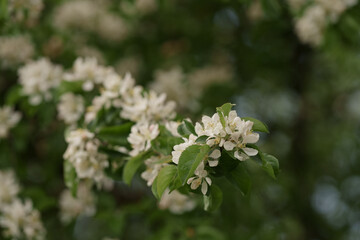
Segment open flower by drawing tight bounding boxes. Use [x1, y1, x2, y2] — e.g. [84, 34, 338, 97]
[187, 162, 212, 195]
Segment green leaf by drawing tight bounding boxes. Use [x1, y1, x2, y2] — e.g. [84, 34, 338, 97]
[226, 163, 251, 196]
[196, 135, 208, 144]
[168, 173, 183, 192]
[58, 80, 84, 95]
[216, 110, 226, 129]
[216, 103, 234, 117]
[5, 86, 23, 105]
[213, 150, 239, 177]
[178, 144, 211, 185]
[242, 117, 269, 133]
[156, 165, 177, 198]
[204, 185, 223, 212]
[97, 122, 133, 146]
[64, 161, 78, 197]
[177, 120, 196, 137]
[261, 153, 279, 179]
[123, 151, 153, 185]
[152, 177, 159, 199]
[184, 120, 197, 136]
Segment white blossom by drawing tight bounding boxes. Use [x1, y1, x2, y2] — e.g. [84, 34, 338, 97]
[0, 170, 20, 209]
[57, 93, 85, 125]
[64, 57, 115, 92]
[128, 122, 159, 156]
[18, 58, 63, 105]
[0, 198, 46, 240]
[0, 35, 34, 67]
[186, 162, 212, 195]
[0, 106, 21, 138]
[159, 189, 196, 214]
[171, 134, 197, 164]
[63, 129, 109, 185]
[59, 183, 96, 224]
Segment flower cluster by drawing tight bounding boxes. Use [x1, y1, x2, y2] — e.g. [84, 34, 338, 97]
[59, 183, 96, 224]
[294, 0, 358, 46]
[172, 109, 260, 195]
[0, 106, 21, 139]
[0, 35, 34, 67]
[53, 0, 128, 42]
[63, 129, 109, 185]
[18, 58, 63, 105]
[0, 170, 46, 240]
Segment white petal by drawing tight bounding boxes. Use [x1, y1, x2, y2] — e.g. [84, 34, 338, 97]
[201, 182, 208, 195]
[205, 177, 212, 186]
[208, 160, 219, 167]
[243, 147, 258, 156]
[209, 149, 221, 159]
[243, 133, 259, 144]
[187, 177, 195, 185]
[224, 141, 236, 151]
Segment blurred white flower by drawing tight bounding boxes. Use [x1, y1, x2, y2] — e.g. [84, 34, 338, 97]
[0, 198, 46, 240]
[0, 35, 34, 67]
[128, 122, 159, 156]
[18, 58, 63, 105]
[0, 106, 21, 138]
[159, 189, 196, 214]
[57, 93, 85, 125]
[0, 170, 20, 209]
[53, 0, 101, 32]
[295, 4, 327, 46]
[53, 0, 128, 42]
[59, 183, 96, 224]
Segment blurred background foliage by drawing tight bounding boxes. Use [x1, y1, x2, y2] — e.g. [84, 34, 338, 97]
[1, 0, 360, 239]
